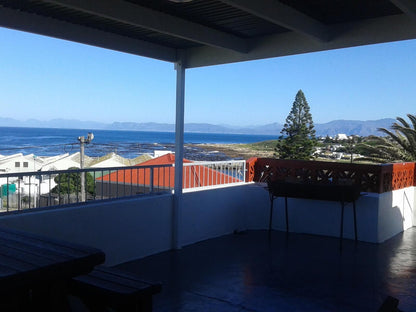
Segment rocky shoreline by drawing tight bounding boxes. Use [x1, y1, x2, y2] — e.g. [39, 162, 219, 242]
[187, 143, 275, 160]
[2, 141, 274, 162]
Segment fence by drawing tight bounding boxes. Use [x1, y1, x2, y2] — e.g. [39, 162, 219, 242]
[246, 157, 416, 193]
[182, 160, 246, 190]
[0, 165, 172, 213]
[0, 160, 246, 213]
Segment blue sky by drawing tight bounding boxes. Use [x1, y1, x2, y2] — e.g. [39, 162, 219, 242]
[0, 27, 415, 126]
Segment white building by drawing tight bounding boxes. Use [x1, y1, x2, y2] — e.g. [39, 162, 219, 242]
[39, 152, 85, 171]
[335, 133, 349, 141]
[0, 152, 153, 200]
[153, 150, 173, 158]
[0, 153, 43, 173]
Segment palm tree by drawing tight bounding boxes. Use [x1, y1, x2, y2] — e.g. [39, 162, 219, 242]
[356, 114, 416, 163]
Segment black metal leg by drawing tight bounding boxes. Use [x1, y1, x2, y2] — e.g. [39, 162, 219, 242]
[285, 196, 289, 233]
[340, 201, 344, 251]
[269, 194, 274, 233]
[353, 200, 357, 242]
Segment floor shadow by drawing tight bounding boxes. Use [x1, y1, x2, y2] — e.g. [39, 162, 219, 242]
[116, 228, 416, 312]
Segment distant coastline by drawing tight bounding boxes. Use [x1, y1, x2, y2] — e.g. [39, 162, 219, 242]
[0, 117, 395, 137]
[0, 127, 276, 160]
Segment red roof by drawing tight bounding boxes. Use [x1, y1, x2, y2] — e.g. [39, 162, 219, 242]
[97, 153, 241, 188]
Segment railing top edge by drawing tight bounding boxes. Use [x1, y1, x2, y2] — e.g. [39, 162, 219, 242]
[390, 162, 416, 167]
[246, 157, 258, 162]
[0, 164, 174, 178]
[256, 158, 416, 168]
[0, 160, 248, 179]
[182, 160, 245, 166]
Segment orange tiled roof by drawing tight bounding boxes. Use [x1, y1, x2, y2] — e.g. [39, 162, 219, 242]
[97, 153, 241, 188]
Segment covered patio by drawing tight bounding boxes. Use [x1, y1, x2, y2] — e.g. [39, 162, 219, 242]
[1, 1, 416, 311]
[117, 228, 416, 311]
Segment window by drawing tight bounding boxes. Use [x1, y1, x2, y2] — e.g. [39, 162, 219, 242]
[15, 162, 20, 167]
[23, 162, 29, 168]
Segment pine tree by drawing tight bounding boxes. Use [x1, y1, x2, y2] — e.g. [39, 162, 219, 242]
[275, 90, 317, 159]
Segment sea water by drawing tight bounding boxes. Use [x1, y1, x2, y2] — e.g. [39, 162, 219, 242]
[0, 127, 277, 160]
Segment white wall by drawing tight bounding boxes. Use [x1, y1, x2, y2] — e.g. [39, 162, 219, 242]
[270, 194, 380, 242]
[414, 189, 416, 228]
[0, 194, 173, 266]
[180, 184, 269, 246]
[378, 186, 414, 242]
[267, 187, 415, 244]
[0, 183, 413, 266]
[0, 184, 268, 265]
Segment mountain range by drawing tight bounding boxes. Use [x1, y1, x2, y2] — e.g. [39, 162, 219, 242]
[0, 117, 396, 137]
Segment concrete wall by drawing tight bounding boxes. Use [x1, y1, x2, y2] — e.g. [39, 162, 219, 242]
[0, 183, 414, 266]
[180, 184, 269, 246]
[0, 195, 173, 265]
[0, 184, 268, 265]
[267, 187, 415, 244]
[269, 194, 380, 242]
[378, 186, 414, 242]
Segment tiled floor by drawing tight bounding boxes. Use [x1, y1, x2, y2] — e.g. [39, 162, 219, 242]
[116, 228, 416, 311]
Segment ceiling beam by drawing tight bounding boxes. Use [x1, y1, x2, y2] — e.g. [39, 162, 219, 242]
[0, 5, 177, 62]
[40, 0, 249, 53]
[185, 14, 416, 68]
[219, 0, 330, 42]
[390, 0, 416, 21]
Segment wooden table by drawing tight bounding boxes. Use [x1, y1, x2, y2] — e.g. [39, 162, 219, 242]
[0, 226, 105, 310]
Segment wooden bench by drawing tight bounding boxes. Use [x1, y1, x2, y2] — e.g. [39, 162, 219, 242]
[70, 265, 162, 312]
[0, 227, 105, 311]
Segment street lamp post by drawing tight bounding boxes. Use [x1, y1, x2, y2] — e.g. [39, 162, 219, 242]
[78, 133, 94, 202]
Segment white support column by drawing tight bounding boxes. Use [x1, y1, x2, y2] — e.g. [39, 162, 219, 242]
[79, 136, 86, 202]
[173, 59, 185, 249]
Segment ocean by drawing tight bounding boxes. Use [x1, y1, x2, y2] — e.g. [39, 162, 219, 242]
[0, 127, 277, 160]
